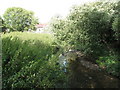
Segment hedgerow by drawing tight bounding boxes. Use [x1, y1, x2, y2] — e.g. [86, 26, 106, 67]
[2, 32, 68, 88]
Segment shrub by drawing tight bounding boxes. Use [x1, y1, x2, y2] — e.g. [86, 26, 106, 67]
[96, 55, 120, 78]
[2, 32, 68, 88]
[49, 1, 120, 78]
[50, 1, 119, 59]
[6, 53, 68, 88]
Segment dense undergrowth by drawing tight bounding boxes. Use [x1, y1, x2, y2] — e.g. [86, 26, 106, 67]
[50, 1, 120, 79]
[1, 1, 120, 88]
[2, 32, 68, 88]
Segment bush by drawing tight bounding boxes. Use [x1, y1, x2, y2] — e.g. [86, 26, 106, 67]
[2, 32, 68, 88]
[0, 16, 7, 33]
[112, 1, 120, 36]
[50, 1, 119, 59]
[96, 55, 120, 78]
[49, 1, 120, 78]
[67, 1, 118, 58]
[6, 53, 68, 88]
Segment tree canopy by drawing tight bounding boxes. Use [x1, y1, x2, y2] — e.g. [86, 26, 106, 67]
[0, 16, 7, 32]
[50, 1, 120, 58]
[3, 7, 38, 32]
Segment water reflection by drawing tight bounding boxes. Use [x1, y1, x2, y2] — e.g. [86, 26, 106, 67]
[59, 53, 68, 72]
[58, 49, 77, 73]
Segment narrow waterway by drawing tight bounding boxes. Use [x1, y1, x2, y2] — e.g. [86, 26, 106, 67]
[58, 51, 120, 88]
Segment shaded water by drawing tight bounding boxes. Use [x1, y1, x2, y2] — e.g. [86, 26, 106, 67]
[58, 51, 120, 88]
[59, 53, 68, 72]
[58, 50, 79, 72]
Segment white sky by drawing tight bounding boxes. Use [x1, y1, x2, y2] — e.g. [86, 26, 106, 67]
[0, 0, 98, 23]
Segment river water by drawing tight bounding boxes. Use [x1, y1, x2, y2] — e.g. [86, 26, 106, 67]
[59, 53, 68, 72]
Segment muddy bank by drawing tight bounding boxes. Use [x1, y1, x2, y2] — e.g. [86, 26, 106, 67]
[68, 59, 120, 88]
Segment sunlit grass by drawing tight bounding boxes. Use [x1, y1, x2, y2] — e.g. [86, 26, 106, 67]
[2, 32, 55, 44]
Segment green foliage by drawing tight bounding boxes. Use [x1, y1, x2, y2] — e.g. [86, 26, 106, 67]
[2, 1, 120, 88]
[50, 1, 120, 78]
[3, 7, 38, 32]
[112, 1, 120, 41]
[0, 16, 1, 32]
[96, 55, 120, 78]
[50, 16, 65, 42]
[67, 1, 118, 57]
[49, 16, 76, 52]
[50, 1, 120, 57]
[0, 16, 7, 32]
[112, 16, 120, 40]
[5, 54, 68, 88]
[2, 32, 68, 88]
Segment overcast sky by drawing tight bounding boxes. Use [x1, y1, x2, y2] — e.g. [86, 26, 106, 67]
[0, 0, 98, 23]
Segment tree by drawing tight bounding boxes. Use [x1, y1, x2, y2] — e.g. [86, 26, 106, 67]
[50, 1, 120, 78]
[3, 7, 38, 32]
[0, 16, 2, 32]
[112, 1, 120, 53]
[51, 1, 119, 58]
[0, 16, 7, 33]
